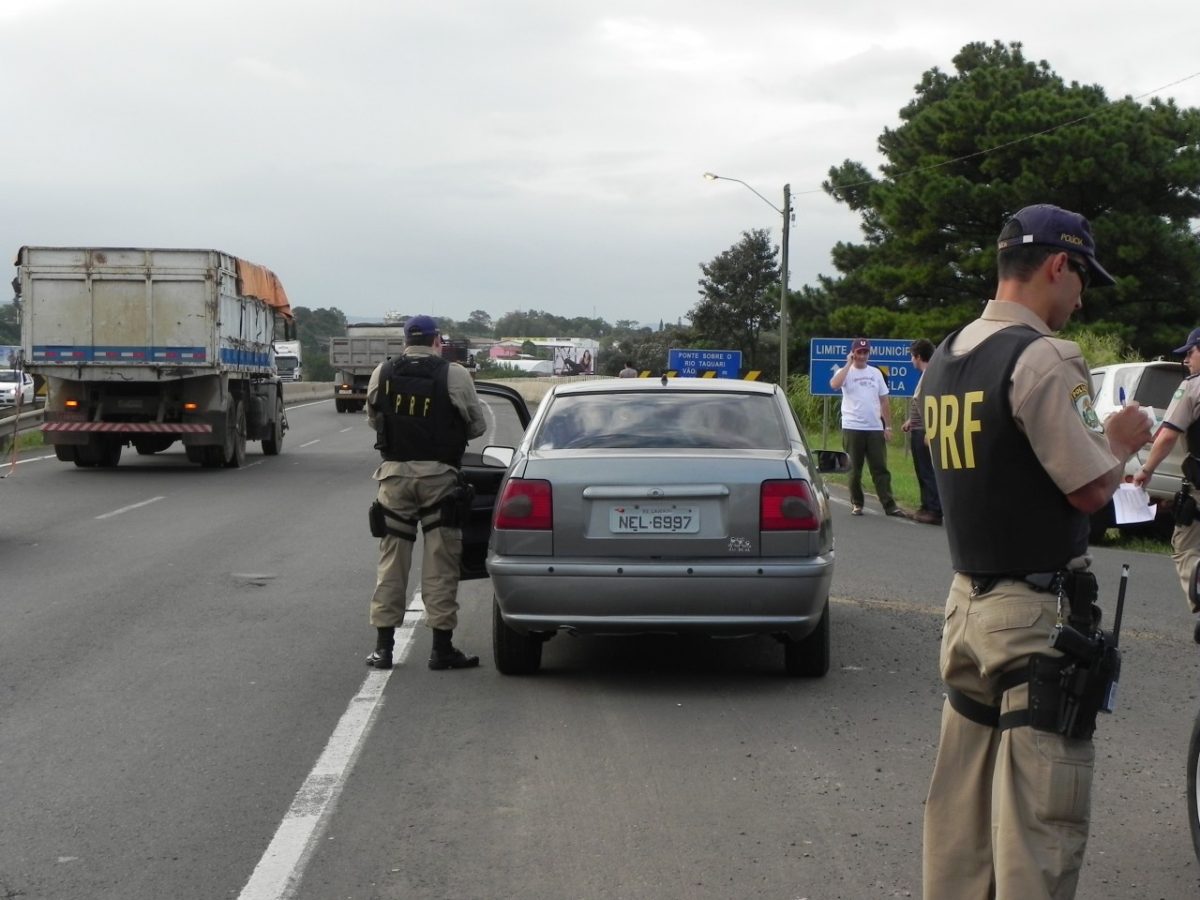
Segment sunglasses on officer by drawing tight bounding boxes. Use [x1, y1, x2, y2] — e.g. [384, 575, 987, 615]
[1065, 255, 1091, 291]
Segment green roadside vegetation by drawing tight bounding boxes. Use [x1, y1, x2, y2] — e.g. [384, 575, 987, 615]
[1, 427, 45, 456]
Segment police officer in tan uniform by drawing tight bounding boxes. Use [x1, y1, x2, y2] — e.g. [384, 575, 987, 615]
[365, 315, 487, 671]
[920, 205, 1152, 899]
[1133, 326, 1200, 628]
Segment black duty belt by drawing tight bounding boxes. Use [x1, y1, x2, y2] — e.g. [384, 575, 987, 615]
[962, 571, 1065, 596]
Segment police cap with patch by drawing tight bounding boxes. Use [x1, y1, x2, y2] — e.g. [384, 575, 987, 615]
[404, 314, 440, 340]
[996, 203, 1116, 287]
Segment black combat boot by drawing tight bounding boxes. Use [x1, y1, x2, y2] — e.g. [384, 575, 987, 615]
[428, 628, 479, 670]
[366, 626, 395, 669]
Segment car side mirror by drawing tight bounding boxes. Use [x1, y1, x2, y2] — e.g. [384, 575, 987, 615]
[815, 449, 851, 474]
[482, 445, 515, 469]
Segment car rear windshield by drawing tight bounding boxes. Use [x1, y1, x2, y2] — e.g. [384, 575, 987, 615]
[1133, 365, 1187, 409]
[532, 391, 789, 450]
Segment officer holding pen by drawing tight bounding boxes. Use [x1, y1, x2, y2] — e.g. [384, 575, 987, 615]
[919, 205, 1152, 899]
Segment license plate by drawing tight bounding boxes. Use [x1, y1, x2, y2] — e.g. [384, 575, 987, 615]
[610, 504, 699, 534]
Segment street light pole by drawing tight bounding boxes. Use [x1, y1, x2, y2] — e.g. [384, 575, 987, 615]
[779, 183, 790, 387]
[703, 172, 792, 386]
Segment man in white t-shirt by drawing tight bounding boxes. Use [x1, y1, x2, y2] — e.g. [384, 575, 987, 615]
[829, 337, 903, 516]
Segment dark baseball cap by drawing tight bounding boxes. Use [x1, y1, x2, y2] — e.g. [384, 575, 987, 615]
[1174, 327, 1200, 354]
[404, 314, 439, 339]
[996, 203, 1116, 287]
[852, 337, 870, 352]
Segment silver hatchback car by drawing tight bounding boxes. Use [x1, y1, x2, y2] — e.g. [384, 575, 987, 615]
[486, 377, 848, 676]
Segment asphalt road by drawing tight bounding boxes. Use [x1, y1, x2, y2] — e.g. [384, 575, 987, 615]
[1, 405, 1198, 899]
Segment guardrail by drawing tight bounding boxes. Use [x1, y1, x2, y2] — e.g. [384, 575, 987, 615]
[1, 386, 333, 452]
[1, 377, 565, 451]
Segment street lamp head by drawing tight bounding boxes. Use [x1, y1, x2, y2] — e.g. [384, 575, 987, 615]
[699, 169, 791, 387]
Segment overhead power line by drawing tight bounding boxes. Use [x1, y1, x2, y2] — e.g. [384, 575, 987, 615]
[799, 69, 1200, 198]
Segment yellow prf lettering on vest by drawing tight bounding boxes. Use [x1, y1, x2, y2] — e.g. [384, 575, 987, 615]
[393, 394, 432, 416]
[925, 391, 984, 469]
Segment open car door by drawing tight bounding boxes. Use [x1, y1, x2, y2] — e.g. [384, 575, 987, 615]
[459, 381, 532, 579]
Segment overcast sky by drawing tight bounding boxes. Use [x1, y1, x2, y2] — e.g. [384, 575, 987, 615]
[2, 1, 1198, 327]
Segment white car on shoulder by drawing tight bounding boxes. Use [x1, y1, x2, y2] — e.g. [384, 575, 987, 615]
[1089, 360, 1186, 538]
[0, 369, 35, 407]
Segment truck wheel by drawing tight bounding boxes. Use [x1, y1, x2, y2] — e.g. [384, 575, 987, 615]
[262, 403, 284, 456]
[185, 446, 205, 464]
[54, 445, 77, 463]
[201, 446, 224, 467]
[74, 442, 102, 468]
[224, 401, 247, 468]
[335, 399, 347, 413]
[98, 440, 122, 468]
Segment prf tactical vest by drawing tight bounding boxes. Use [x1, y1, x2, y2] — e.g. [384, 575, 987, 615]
[1183, 374, 1200, 481]
[921, 325, 1088, 573]
[374, 354, 468, 466]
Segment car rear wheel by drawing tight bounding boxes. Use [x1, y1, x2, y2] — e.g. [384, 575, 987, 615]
[1190, 707, 1200, 862]
[493, 597, 542, 675]
[784, 601, 830, 677]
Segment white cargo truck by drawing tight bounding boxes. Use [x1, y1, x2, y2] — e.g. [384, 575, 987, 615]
[330, 322, 406, 413]
[272, 339, 302, 382]
[17, 247, 290, 468]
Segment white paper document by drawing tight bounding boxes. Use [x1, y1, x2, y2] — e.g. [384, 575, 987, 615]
[1112, 483, 1156, 525]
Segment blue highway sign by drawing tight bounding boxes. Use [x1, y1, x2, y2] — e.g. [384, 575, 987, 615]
[809, 337, 917, 398]
[667, 348, 742, 378]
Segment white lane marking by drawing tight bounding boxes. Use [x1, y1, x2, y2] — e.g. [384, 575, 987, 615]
[298, 439, 320, 449]
[237, 595, 426, 900]
[0, 452, 58, 473]
[95, 495, 166, 519]
[339, 427, 353, 433]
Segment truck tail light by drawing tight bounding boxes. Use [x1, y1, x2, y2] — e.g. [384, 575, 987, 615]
[183, 402, 198, 412]
[760, 480, 819, 531]
[494, 478, 553, 530]
[64, 399, 79, 409]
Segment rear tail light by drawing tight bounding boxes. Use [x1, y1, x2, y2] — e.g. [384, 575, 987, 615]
[760, 480, 819, 531]
[64, 399, 80, 409]
[494, 478, 553, 530]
